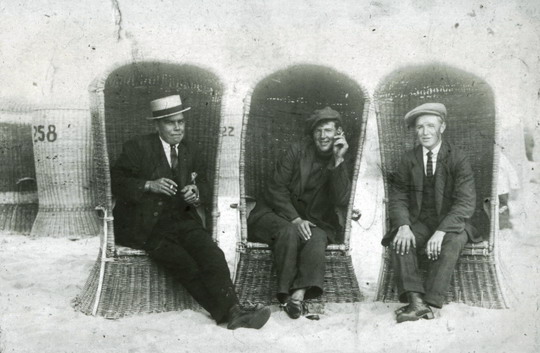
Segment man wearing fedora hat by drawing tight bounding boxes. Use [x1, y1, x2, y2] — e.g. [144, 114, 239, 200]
[247, 106, 351, 319]
[111, 95, 271, 330]
[382, 102, 479, 323]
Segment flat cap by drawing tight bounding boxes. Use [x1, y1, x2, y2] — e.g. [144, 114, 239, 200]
[305, 106, 342, 135]
[404, 102, 447, 127]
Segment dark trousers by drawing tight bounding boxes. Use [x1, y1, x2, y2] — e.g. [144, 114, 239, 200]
[391, 221, 468, 308]
[147, 214, 237, 323]
[248, 212, 328, 303]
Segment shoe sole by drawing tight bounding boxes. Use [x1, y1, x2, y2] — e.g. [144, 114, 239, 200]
[227, 307, 271, 330]
[396, 311, 434, 323]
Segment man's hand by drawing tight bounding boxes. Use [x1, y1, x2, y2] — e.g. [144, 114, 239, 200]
[291, 217, 316, 241]
[426, 230, 446, 260]
[145, 178, 178, 196]
[333, 134, 348, 167]
[392, 225, 416, 255]
[180, 184, 200, 205]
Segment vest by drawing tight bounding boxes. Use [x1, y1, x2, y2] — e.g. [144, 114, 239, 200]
[419, 172, 438, 230]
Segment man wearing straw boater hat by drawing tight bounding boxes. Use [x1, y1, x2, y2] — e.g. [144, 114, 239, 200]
[248, 106, 351, 319]
[382, 102, 479, 323]
[111, 95, 271, 330]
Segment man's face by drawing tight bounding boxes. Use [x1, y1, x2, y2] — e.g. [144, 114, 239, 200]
[312, 121, 337, 154]
[415, 114, 446, 150]
[156, 113, 185, 145]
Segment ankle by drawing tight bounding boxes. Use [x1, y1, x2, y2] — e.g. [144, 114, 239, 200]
[291, 288, 306, 301]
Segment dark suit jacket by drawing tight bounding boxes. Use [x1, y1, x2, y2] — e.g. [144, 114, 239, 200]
[382, 140, 479, 246]
[111, 133, 209, 249]
[248, 141, 351, 244]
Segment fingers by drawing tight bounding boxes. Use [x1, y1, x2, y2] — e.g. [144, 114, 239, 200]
[153, 178, 177, 196]
[403, 238, 410, 255]
[297, 225, 309, 241]
[426, 239, 441, 260]
[295, 220, 314, 241]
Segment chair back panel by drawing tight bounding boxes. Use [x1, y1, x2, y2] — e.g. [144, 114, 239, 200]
[375, 63, 496, 241]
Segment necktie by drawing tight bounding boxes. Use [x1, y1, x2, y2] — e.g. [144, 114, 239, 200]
[426, 151, 433, 178]
[170, 144, 178, 174]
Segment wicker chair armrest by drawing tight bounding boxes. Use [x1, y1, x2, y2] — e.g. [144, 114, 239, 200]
[16, 177, 36, 185]
[231, 196, 257, 219]
[115, 246, 147, 256]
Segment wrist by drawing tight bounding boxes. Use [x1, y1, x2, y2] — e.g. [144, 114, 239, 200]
[334, 157, 344, 167]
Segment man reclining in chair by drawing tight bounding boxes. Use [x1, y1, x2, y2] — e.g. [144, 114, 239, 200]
[111, 95, 271, 330]
[248, 107, 351, 319]
[382, 103, 479, 323]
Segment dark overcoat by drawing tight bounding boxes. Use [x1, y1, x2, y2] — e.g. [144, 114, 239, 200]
[248, 140, 351, 244]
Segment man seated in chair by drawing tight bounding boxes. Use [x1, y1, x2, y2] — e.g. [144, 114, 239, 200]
[247, 106, 351, 319]
[382, 103, 480, 323]
[111, 95, 271, 330]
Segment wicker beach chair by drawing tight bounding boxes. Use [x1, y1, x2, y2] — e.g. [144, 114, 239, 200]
[30, 106, 100, 238]
[74, 61, 224, 318]
[374, 63, 508, 309]
[234, 64, 368, 308]
[0, 102, 38, 235]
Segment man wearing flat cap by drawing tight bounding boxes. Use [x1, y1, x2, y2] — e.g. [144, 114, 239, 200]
[111, 95, 271, 330]
[248, 106, 351, 319]
[383, 102, 478, 323]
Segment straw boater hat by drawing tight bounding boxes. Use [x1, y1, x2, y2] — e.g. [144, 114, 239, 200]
[146, 95, 191, 120]
[403, 102, 447, 127]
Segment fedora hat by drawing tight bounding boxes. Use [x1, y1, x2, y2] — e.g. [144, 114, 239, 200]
[404, 102, 447, 127]
[146, 95, 191, 120]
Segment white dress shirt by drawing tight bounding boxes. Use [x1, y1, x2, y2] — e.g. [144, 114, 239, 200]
[159, 136, 179, 168]
[422, 141, 442, 176]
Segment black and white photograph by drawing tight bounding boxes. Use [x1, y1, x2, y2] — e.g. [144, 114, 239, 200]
[0, 1, 539, 352]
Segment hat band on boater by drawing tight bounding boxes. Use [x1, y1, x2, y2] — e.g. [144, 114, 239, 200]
[152, 105, 186, 118]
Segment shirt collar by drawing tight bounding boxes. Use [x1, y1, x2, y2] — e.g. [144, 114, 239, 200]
[423, 140, 442, 156]
[159, 135, 179, 150]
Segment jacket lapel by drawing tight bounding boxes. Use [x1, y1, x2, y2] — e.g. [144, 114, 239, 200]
[412, 145, 424, 212]
[151, 134, 173, 180]
[177, 142, 188, 188]
[434, 141, 449, 216]
[298, 143, 315, 196]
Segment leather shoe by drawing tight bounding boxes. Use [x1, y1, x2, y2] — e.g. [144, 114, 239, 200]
[396, 292, 434, 323]
[283, 298, 304, 319]
[394, 304, 408, 316]
[227, 303, 271, 330]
